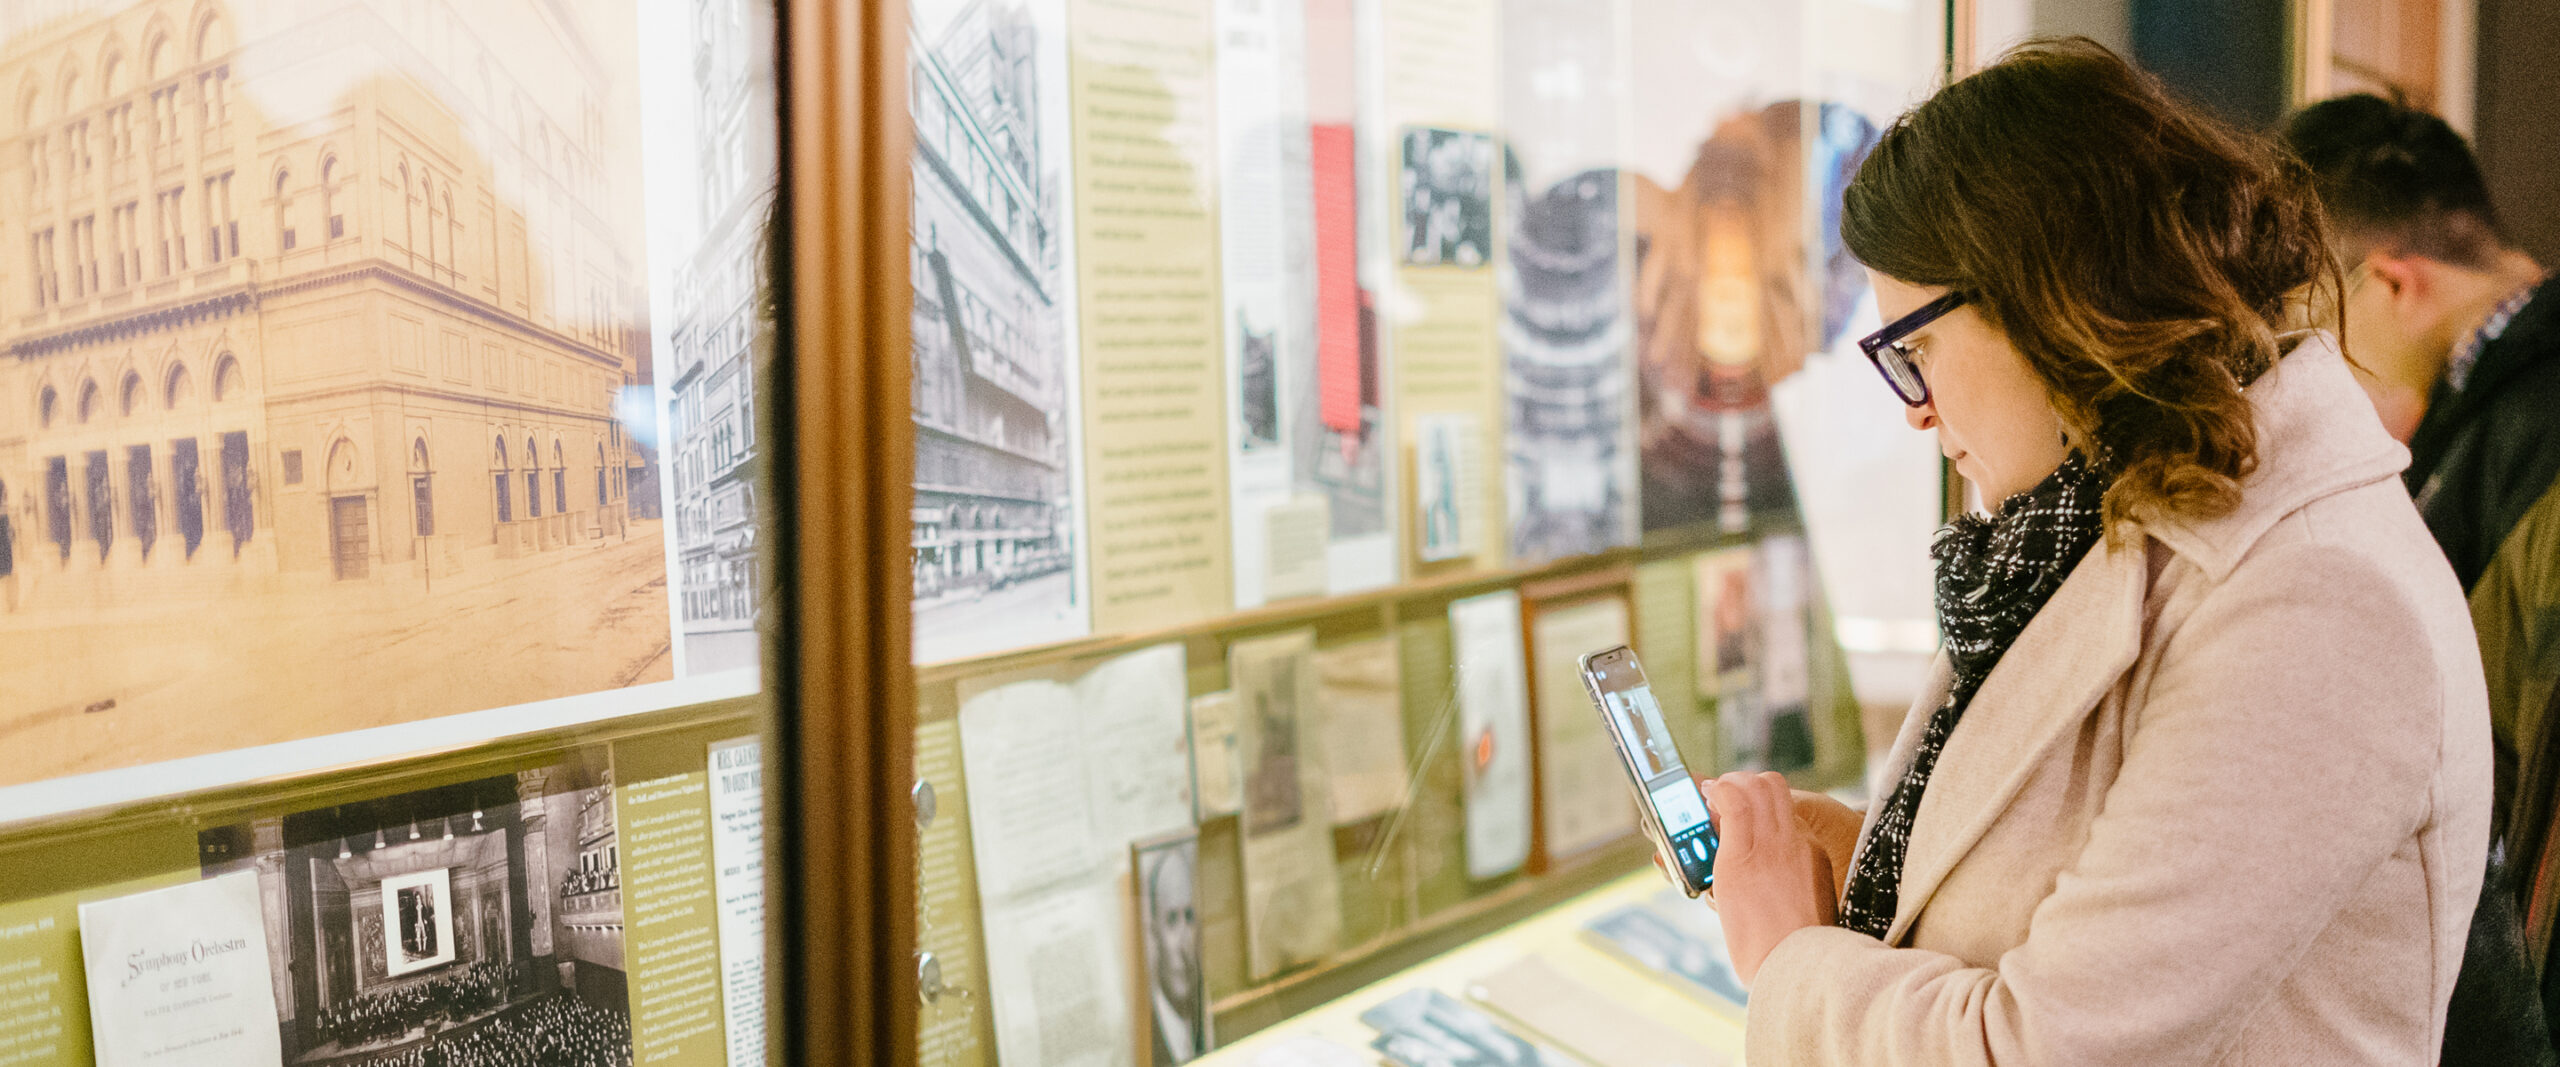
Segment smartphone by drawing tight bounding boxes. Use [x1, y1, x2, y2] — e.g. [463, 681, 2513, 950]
[1579, 645, 1716, 897]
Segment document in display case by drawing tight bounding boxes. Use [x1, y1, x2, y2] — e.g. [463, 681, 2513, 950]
[76, 872, 281, 1067]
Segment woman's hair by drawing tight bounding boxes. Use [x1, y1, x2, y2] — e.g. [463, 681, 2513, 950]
[1842, 37, 2338, 529]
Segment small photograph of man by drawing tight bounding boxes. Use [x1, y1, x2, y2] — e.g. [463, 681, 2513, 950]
[397, 884, 440, 959]
[1136, 834, 1208, 1066]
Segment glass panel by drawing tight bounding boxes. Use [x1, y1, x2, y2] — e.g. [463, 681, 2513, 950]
[899, 0, 1946, 1059]
[0, 0, 784, 1063]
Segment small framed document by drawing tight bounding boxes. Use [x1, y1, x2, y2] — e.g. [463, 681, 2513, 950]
[77, 870, 282, 1067]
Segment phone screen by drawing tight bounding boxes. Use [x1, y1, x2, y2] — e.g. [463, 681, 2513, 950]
[1586, 648, 1716, 893]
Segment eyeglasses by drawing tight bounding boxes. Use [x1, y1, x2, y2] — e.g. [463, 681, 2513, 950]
[1858, 290, 1968, 407]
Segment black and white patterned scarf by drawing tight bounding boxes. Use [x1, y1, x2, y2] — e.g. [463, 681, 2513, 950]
[1836, 452, 2109, 940]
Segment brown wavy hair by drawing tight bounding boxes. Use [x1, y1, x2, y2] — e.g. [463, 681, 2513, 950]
[1842, 37, 2339, 530]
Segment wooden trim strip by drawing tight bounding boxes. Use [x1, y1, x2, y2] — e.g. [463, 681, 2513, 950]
[772, 0, 918, 1060]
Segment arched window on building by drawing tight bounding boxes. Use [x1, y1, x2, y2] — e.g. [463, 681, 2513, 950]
[213, 354, 241, 401]
[399, 159, 415, 264]
[411, 438, 434, 538]
[192, 17, 230, 142]
[192, 13, 228, 63]
[76, 379, 99, 423]
[273, 165, 294, 251]
[524, 436, 542, 518]
[423, 174, 440, 271]
[321, 155, 342, 239]
[551, 440, 566, 515]
[17, 85, 41, 198]
[99, 52, 127, 173]
[443, 190, 458, 273]
[119, 371, 142, 417]
[38, 385, 58, 429]
[595, 441, 607, 507]
[492, 435, 512, 523]
[163, 362, 192, 408]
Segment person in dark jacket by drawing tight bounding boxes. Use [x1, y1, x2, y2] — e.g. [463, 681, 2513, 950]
[2287, 93, 2560, 1067]
[2285, 95, 2557, 597]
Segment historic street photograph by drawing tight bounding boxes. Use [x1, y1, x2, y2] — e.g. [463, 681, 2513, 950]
[906, 0, 1086, 663]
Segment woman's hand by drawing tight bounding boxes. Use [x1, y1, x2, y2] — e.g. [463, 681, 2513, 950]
[1789, 788, 1864, 901]
[1706, 771, 1840, 985]
[1657, 784, 1863, 901]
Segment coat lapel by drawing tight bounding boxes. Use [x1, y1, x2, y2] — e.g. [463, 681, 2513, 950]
[1884, 536, 2149, 943]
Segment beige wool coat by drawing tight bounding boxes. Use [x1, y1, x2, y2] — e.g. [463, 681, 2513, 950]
[1746, 336, 2492, 1065]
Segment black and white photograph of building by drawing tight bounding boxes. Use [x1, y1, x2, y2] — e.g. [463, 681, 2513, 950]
[1399, 127, 1494, 268]
[906, 0, 1084, 662]
[198, 758, 633, 1067]
[649, 0, 781, 675]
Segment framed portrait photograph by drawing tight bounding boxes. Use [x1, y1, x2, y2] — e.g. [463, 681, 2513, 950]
[1132, 830, 1209, 1066]
[378, 868, 456, 978]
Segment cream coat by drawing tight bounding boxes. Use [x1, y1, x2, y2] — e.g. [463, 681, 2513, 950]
[1746, 336, 2492, 1065]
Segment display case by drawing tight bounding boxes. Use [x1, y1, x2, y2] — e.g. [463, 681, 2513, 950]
[0, 0, 786, 1063]
[885, 0, 1954, 1063]
[0, 0, 1956, 1062]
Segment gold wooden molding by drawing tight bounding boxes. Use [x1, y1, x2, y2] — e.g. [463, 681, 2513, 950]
[773, 0, 920, 1060]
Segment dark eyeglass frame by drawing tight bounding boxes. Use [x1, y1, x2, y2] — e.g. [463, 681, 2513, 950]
[1858, 290, 1968, 407]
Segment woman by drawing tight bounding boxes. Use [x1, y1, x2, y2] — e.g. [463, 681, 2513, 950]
[1700, 39, 2491, 1063]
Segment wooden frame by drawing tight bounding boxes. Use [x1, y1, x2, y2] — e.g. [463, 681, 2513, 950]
[771, 0, 919, 1061]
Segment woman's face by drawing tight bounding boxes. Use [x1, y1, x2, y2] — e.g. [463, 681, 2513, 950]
[1868, 271, 2071, 505]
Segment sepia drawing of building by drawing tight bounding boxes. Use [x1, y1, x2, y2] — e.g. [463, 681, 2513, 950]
[668, 0, 776, 674]
[0, 0, 673, 781]
[906, 0, 1072, 616]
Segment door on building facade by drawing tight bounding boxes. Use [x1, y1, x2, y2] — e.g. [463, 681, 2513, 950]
[330, 496, 370, 580]
[171, 439, 205, 558]
[83, 451, 112, 561]
[126, 445, 156, 559]
[220, 431, 253, 553]
[44, 458, 70, 561]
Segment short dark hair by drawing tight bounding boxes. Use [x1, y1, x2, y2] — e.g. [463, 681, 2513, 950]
[2282, 93, 2504, 268]
[1844, 37, 2332, 531]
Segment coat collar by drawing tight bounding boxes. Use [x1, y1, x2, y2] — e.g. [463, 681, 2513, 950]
[2143, 334, 2411, 583]
[1878, 334, 2409, 942]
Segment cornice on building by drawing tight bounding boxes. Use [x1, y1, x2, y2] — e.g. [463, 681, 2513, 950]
[5, 260, 631, 373]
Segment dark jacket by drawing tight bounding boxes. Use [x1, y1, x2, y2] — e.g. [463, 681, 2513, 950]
[2407, 278, 2560, 595]
[2416, 279, 2560, 1066]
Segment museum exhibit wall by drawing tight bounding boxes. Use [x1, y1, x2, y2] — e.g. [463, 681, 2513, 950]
[0, 0, 785, 1063]
[0, 0, 1962, 1063]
